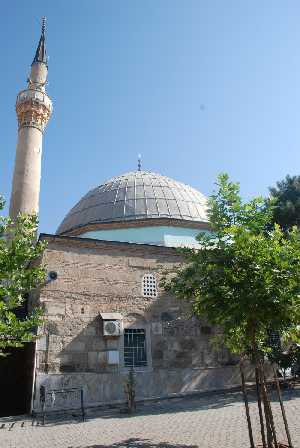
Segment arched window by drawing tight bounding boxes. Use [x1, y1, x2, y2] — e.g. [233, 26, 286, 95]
[142, 273, 157, 298]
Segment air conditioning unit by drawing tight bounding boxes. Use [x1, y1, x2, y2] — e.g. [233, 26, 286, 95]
[103, 320, 121, 337]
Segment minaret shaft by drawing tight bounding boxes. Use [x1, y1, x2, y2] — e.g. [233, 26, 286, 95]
[9, 20, 52, 222]
[9, 127, 43, 220]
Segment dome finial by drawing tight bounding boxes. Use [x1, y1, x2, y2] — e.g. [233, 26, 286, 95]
[138, 154, 142, 171]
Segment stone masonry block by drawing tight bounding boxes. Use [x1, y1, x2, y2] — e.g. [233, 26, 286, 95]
[105, 339, 119, 350]
[91, 338, 106, 351]
[58, 354, 72, 364]
[83, 326, 97, 336]
[36, 335, 47, 351]
[49, 335, 63, 351]
[65, 340, 86, 352]
[44, 302, 65, 316]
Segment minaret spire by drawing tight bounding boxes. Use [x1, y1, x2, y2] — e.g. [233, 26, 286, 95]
[42, 16, 46, 33]
[9, 19, 52, 222]
[32, 17, 47, 66]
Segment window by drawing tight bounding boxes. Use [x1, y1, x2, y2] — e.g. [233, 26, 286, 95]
[124, 329, 147, 367]
[267, 330, 281, 349]
[142, 273, 157, 298]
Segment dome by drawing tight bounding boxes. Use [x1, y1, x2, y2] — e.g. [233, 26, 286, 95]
[57, 170, 208, 235]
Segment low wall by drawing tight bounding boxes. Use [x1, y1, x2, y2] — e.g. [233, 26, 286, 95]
[33, 365, 254, 412]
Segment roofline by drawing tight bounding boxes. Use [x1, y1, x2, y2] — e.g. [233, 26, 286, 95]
[38, 233, 184, 254]
[57, 217, 211, 237]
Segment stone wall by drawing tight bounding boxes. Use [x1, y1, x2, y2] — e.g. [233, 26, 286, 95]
[32, 234, 243, 411]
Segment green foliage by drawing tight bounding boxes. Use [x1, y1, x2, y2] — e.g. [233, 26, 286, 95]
[0, 196, 46, 356]
[162, 173, 300, 356]
[269, 174, 300, 231]
[268, 343, 300, 378]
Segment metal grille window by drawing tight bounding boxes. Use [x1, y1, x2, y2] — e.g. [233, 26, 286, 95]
[267, 330, 281, 349]
[142, 273, 157, 298]
[124, 329, 147, 367]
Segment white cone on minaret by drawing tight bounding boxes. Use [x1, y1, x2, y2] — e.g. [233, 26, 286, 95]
[9, 18, 52, 221]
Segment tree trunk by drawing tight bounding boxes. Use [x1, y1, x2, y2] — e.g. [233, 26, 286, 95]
[255, 366, 267, 448]
[260, 361, 278, 448]
[273, 366, 294, 448]
[240, 361, 255, 448]
[251, 326, 279, 448]
[257, 361, 274, 448]
[251, 334, 273, 448]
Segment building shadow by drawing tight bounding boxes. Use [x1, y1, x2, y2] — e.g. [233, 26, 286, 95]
[67, 438, 198, 448]
[25, 389, 243, 427]
[26, 386, 300, 428]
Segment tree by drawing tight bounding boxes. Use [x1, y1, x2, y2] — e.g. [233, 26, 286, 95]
[0, 196, 45, 356]
[268, 174, 300, 387]
[269, 175, 300, 231]
[162, 174, 300, 448]
[267, 340, 300, 381]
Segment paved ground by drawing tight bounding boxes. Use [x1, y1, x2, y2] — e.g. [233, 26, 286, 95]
[0, 388, 299, 448]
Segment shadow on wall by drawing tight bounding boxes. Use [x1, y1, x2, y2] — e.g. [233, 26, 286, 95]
[35, 287, 240, 408]
[42, 290, 233, 374]
[67, 439, 198, 448]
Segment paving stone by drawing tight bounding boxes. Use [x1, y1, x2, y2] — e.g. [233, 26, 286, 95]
[0, 388, 299, 448]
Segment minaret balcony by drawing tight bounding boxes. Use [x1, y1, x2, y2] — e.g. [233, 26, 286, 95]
[16, 89, 52, 132]
[16, 89, 52, 111]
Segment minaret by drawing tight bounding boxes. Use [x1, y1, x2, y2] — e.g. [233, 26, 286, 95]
[9, 18, 52, 221]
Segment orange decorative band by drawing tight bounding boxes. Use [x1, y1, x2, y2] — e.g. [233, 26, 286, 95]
[16, 98, 52, 132]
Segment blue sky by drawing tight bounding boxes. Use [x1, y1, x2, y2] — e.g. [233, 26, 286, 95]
[1, 1, 300, 233]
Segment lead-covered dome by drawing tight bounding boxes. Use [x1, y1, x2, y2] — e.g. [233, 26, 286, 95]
[57, 171, 208, 235]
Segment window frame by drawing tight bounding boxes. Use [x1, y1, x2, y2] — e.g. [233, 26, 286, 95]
[142, 273, 158, 298]
[120, 317, 152, 372]
[123, 328, 147, 368]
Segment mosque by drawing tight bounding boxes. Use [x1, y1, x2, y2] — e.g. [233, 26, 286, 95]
[6, 22, 244, 415]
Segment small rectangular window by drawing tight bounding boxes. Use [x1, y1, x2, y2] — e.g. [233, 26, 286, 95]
[124, 329, 147, 367]
[142, 274, 157, 298]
